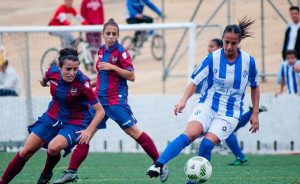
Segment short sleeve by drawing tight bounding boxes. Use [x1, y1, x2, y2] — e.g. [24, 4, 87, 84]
[82, 79, 99, 105]
[191, 55, 212, 86]
[248, 56, 258, 87]
[119, 50, 134, 72]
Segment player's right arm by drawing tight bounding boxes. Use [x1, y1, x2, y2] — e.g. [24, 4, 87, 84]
[174, 83, 197, 116]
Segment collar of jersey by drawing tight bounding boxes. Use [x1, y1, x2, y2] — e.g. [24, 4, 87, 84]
[221, 48, 241, 66]
[104, 41, 119, 53]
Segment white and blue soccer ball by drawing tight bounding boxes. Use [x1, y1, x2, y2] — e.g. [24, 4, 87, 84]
[184, 156, 212, 183]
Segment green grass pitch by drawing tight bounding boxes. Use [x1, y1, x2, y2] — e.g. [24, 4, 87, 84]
[0, 151, 300, 183]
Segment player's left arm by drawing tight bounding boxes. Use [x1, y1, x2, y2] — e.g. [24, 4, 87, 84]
[249, 85, 260, 133]
[248, 57, 259, 133]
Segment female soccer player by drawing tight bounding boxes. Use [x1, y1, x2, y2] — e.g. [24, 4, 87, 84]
[146, 17, 260, 183]
[0, 48, 105, 184]
[53, 19, 167, 184]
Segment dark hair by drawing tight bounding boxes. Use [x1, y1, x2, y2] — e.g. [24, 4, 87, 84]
[103, 18, 119, 33]
[211, 38, 223, 47]
[285, 50, 298, 58]
[290, 6, 299, 12]
[58, 48, 79, 67]
[222, 17, 255, 41]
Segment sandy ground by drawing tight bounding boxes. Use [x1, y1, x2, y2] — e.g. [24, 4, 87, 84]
[0, 0, 296, 96]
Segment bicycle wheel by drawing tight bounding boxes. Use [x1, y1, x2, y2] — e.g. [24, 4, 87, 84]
[151, 34, 165, 61]
[41, 48, 60, 76]
[121, 36, 136, 61]
[79, 46, 99, 81]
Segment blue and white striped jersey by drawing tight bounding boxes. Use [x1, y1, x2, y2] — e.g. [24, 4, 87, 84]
[191, 48, 258, 119]
[280, 60, 300, 94]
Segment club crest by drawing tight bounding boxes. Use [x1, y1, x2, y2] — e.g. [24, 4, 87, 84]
[70, 87, 78, 96]
[111, 56, 118, 64]
[243, 69, 248, 78]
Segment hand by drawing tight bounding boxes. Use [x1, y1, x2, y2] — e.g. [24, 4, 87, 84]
[174, 100, 186, 116]
[39, 78, 49, 87]
[98, 62, 115, 71]
[274, 91, 282, 97]
[76, 129, 93, 144]
[136, 14, 143, 19]
[249, 113, 259, 133]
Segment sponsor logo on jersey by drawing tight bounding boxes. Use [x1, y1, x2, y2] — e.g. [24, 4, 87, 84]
[122, 52, 127, 59]
[70, 87, 78, 96]
[222, 126, 227, 131]
[99, 54, 103, 58]
[111, 56, 118, 64]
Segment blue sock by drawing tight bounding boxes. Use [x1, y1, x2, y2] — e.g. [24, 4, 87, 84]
[225, 133, 245, 160]
[198, 138, 214, 161]
[235, 111, 252, 131]
[157, 134, 190, 165]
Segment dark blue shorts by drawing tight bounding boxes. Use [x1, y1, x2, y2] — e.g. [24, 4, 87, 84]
[90, 104, 138, 130]
[28, 114, 84, 157]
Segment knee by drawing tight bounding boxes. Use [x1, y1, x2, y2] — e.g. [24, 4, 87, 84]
[19, 149, 35, 160]
[183, 131, 199, 143]
[47, 145, 63, 155]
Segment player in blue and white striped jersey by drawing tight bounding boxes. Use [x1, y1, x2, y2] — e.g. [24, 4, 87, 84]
[147, 17, 260, 183]
[275, 50, 300, 96]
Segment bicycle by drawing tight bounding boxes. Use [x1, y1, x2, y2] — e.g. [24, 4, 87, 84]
[121, 25, 165, 61]
[41, 32, 99, 80]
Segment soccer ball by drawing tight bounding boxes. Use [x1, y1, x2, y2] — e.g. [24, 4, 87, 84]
[184, 156, 212, 183]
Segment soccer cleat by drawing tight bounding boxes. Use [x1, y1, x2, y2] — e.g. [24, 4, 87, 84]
[249, 105, 268, 112]
[37, 172, 53, 184]
[53, 170, 78, 184]
[160, 164, 169, 183]
[146, 164, 161, 178]
[227, 158, 248, 166]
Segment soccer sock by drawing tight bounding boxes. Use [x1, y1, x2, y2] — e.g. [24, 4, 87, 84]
[198, 138, 214, 161]
[68, 143, 90, 171]
[41, 151, 61, 176]
[235, 111, 253, 131]
[0, 152, 27, 184]
[225, 133, 246, 160]
[136, 132, 159, 162]
[157, 134, 190, 165]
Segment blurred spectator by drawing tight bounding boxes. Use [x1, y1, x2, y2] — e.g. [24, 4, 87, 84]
[125, 0, 164, 52]
[278, 6, 300, 84]
[0, 46, 21, 97]
[80, 0, 104, 72]
[275, 50, 300, 96]
[49, 0, 88, 48]
[282, 6, 300, 60]
[81, 0, 104, 48]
